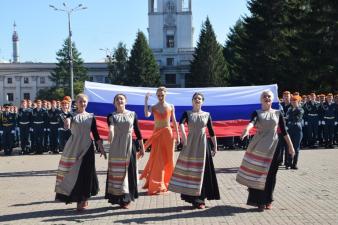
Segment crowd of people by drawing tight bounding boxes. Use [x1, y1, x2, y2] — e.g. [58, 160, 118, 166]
[0, 97, 73, 155]
[277, 91, 338, 170]
[0, 88, 337, 212]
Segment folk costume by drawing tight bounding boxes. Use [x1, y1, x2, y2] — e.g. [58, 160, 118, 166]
[236, 109, 288, 206]
[105, 110, 142, 206]
[169, 111, 220, 206]
[55, 112, 101, 204]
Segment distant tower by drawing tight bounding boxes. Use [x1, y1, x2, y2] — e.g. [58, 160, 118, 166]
[12, 22, 19, 63]
[148, 0, 194, 87]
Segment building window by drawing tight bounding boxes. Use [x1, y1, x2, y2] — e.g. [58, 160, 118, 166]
[24, 77, 29, 84]
[23, 93, 30, 100]
[40, 77, 45, 84]
[165, 74, 176, 85]
[7, 77, 13, 84]
[7, 93, 14, 102]
[151, 0, 158, 12]
[166, 35, 175, 48]
[166, 58, 174, 66]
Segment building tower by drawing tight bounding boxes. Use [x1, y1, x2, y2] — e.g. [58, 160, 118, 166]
[12, 22, 19, 63]
[148, 0, 194, 87]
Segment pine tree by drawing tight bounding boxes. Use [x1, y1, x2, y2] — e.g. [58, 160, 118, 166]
[187, 17, 228, 87]
[302, 0, 338, 92]
[223, 19, 247, 85]
[127, 31, 161, 87]
[224, 0, 338, 93]
[108, 42, 128, 85]
[49, 38, 88, 94]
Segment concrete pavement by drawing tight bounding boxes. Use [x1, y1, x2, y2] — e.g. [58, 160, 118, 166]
[0, 147, 337, 225]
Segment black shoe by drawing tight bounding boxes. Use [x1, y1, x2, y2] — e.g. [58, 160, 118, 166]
[285, 165, 290, 170]
[291, 165, 298, 170]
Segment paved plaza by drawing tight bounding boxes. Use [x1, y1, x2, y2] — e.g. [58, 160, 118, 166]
[0, 147, 337, 225]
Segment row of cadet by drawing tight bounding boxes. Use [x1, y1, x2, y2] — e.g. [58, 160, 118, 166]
[0, 97, 74, 156]
[276, 91, 338, 171]
[280, 91, 338, 149]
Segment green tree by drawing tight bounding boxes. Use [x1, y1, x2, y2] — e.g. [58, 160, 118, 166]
[108, 42, 128, 85]
[187, 17, 228, 87]
[223, 19, 247, 85]
[49, 38, 88, 94]
[224, 0, 338, 93]
[127, 31, 161, 87]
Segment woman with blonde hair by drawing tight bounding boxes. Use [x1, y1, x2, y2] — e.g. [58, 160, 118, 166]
[55, 93, 106, 211]
[140, 86, 180, 195]
[236, 90, 295, 211]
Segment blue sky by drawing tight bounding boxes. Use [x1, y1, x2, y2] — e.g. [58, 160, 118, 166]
[0, 0, 249, 63]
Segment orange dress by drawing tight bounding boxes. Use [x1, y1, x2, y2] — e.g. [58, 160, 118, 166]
[140, 107, 175, 195]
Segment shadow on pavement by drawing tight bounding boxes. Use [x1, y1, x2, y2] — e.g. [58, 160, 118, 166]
[0, 206, 112, 223]
[37, 205, 257, 223]
[0, 170, 107, 178]
[10, 196, 105, 207]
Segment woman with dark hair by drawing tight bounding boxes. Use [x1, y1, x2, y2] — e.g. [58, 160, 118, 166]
[236, 90, 295, 211]
[55, 93, 107, 211]
[140, 86, 180, 195]
[169, 92, 220, 209]
[105, 93, 145, 209]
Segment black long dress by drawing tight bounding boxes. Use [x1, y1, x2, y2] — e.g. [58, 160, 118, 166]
[246, 111, 288, 206]
[179, 111, 220, 206]
[55, 117, 100, 204]
[105, 112, 143, 205]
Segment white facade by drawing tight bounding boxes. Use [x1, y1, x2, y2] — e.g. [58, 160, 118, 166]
[0, 62, 109, 106]
[148, 0, 194, 87]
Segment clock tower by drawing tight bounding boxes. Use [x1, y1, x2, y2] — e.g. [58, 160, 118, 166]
[148, 0, 194, 87]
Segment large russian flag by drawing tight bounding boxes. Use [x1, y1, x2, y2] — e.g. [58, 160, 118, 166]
[84, 81, 279, 139]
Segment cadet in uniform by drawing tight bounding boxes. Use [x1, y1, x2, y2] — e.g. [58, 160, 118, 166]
[48, 100, 61, 153]
[17, 100, 32, 154]
[334, 94, 338, 145]
[317, 94, 326, 146]
[58, 100, 72, 152]
[285, 95, 304, 169]
[321, 94, 337, 148]
[303, 93, 320, 148]
[31, 100, 48, 154]
[42, 100, 49, 152]
[1, 104, 16, 155]
[278, 91, 291, 164]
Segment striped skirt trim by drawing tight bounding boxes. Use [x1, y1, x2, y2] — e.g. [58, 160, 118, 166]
[236, 150, 273, 190]
[169, 157, 205, 196]
[107, 158, 129, 195]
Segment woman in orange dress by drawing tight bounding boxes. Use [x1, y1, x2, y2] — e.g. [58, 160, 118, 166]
[140, 86, 180, 195]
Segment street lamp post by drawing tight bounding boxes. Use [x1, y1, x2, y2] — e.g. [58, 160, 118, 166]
[99, 48, 113, 63]
[49, 3, 87, 100]
[99, 48, 113, 83]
